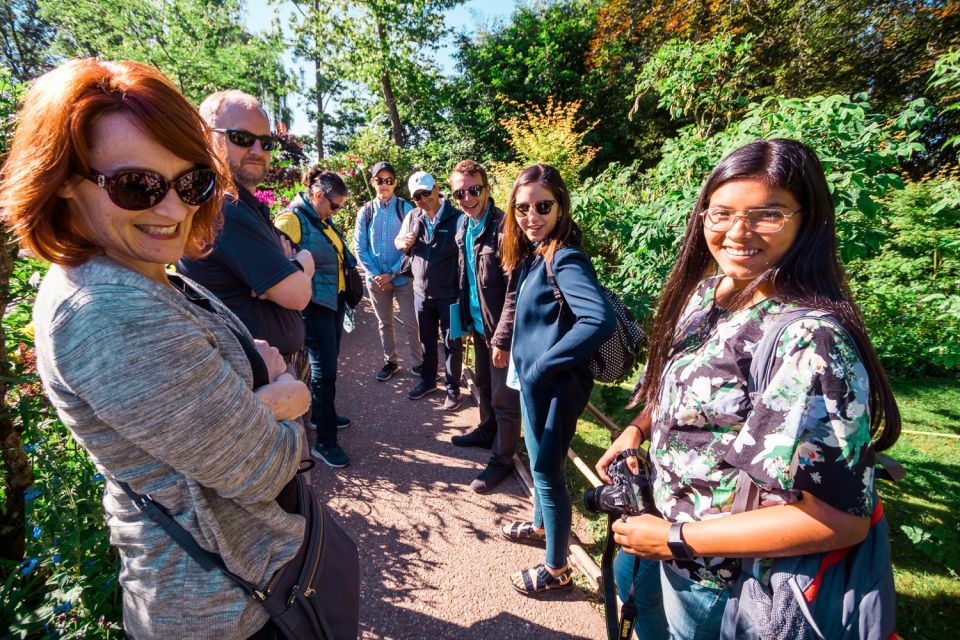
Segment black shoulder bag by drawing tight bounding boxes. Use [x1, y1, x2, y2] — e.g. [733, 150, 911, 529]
[114, 276, 360, 639]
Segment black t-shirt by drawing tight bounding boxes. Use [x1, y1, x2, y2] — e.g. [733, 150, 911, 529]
[177, 184, 305, 355]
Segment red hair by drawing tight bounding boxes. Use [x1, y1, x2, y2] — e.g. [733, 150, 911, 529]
[0, 58, 231, 266]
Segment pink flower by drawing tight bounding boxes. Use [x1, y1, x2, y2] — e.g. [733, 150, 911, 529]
[255, 189, 277, 208]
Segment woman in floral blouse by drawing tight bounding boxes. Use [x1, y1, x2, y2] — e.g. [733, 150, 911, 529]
[596, 138, 901, 638]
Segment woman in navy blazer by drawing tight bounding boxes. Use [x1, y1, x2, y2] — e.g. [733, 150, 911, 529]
[500, 164, 615, 595]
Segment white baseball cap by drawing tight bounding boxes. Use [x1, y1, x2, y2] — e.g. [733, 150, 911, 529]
[408, 171, 436, 195]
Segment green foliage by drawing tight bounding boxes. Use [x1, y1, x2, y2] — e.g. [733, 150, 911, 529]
[848, 178, 960, 375]
[0, 0, 56, 83]
[1, 258, 122, 637]
[36, 0, 291, 110]
[931, 47, 960, 153]
[634, 33, 755, 139]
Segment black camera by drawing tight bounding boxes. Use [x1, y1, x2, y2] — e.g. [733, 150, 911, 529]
[583, 449, 658, 518]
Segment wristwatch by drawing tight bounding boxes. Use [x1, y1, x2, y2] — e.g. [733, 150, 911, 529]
[668, 522, 694, 561]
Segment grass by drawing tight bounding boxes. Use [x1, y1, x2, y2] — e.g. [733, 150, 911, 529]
[567, 375, 960, 640]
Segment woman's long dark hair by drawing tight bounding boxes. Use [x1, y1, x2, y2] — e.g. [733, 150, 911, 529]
[501, 163, 583, 272]
[635, 138, 900, 451]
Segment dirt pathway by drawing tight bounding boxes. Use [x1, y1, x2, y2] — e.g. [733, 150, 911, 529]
[308, 300, 606, 640]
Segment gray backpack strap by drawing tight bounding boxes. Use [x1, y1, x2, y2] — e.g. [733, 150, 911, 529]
[748, 307, 822, 398]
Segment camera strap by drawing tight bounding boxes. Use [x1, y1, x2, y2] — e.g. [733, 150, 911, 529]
[603, 516, 640, 640]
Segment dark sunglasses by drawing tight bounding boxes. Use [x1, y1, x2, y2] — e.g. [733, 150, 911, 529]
[87, 167, 217, 211]
[213, 128, 278, 151]
[374, 177, 395, 186]
[412, 190, 432, 202]
[324, 193, 344, 212]
[514, 199, 555, 217]
[452, 184, 484, 200]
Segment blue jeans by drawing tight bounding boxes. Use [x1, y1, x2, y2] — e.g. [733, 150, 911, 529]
[613, 550, 668, 640]
[520, 396, 570, 570]
[413, 293, 462, 391]
[303, 300, 344, 447]
[659, 561, 729, 640]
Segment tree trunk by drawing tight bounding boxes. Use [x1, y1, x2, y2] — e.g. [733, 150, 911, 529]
[375, 16, 404, 147]
[315, 79, 325, 158]
[0, 238, 29, 569]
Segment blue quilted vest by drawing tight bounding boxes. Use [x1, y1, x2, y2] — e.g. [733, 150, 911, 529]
[286, 193, 347, 311]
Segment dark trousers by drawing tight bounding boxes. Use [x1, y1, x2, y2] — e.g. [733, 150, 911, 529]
[473, 335, 520, 466]
[414, 293, 462, 391]
[303, 299, 345, 447]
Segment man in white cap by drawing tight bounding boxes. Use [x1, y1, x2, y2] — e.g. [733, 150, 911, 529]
[395, 171, 464, 410]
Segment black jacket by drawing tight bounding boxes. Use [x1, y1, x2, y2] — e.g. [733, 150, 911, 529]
[455, 204, 517, 349]
[406, 198, 461, 299]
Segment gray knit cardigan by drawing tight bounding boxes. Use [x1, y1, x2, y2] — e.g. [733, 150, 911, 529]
[33, 256, 306, 639]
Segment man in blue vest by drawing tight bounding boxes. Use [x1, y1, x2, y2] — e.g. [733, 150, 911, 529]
[395, 171, 464, 410]
[450, 160, 521, 493]
[354, 161, 422, 383]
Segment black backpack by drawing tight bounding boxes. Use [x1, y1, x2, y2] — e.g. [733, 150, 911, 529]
[546, 257, 645, 383]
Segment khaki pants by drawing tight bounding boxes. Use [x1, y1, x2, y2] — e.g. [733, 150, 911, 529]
[367, 279, 422, 368]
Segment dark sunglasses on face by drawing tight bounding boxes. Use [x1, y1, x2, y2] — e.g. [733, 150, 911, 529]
[324, 193, 344, 212]
[514, 199, 555, 217]
[374, 177, 395, 186]
[213, 128, 278, 151]
[412, 190, 433, 202]
[87, 167, 217, 211]
[452, 184, 484, 200]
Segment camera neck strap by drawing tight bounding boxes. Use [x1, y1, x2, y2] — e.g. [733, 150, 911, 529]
[602, 515, 640, 640]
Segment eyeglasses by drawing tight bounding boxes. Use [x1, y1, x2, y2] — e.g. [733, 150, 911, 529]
[87, 167, 217, 211]
[213, 129, 278, 151]
[324, 193, 344, 212]
[452, 184, 484, 200]
[412, 190, 432, 202]
[701, 208, 802, 233]
[514, 200, 555, 217]
[374, 177, 395, 186]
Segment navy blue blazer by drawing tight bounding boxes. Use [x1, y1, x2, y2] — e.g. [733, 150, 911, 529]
[512, 247, 615, 472]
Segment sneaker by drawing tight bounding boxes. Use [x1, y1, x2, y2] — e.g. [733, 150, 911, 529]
[451, 428, 494, 449]
[411, 364, 423, 377]
[311, 443, 350, 468]
[443, 390, 462, 411]
[470, 462, 513, 494]
[407, 380, 438, 400]
[376, 361, 399, 382]
[309, 416, 351, 430]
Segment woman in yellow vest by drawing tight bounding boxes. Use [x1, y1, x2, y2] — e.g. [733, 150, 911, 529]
[275, 168, 354, 468]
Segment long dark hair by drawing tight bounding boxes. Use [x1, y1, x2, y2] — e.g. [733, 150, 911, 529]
[501, 163, 583, 272]
[635, 138, 900, 451]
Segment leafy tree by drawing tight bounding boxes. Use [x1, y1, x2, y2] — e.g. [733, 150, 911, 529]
[633, 33, 755, 139]
[449, 0, 669, 170]
[0, 0, 56, 83]
[37, 0, 292, 113]
[931, 46, 960, 154]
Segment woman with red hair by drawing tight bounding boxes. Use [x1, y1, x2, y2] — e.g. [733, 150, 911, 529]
[0, 59, 310, 639]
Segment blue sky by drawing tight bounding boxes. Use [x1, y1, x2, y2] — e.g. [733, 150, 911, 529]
[245, 0, 518, 135]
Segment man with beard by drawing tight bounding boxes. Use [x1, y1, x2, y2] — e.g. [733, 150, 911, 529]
[177, 91, 313, 388]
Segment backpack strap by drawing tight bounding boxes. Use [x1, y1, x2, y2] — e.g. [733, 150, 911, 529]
[394, 198, 405, 224]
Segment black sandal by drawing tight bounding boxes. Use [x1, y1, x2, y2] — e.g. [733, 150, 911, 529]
[501, 521, 546, 546]
[510, 563, 573, 596]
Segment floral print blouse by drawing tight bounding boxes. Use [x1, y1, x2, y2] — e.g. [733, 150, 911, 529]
[650, 277, 876, 588]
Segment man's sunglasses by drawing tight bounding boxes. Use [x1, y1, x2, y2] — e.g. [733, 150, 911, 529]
[87, 167, 217, 211]
[514, 199, 555, 217]
[213, 128, 278, 151]
[412, 190, 432, 201]
[374, 177, 395, 186]
[452, 184, 484, 200]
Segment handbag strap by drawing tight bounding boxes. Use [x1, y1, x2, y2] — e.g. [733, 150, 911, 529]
[110, 475, 262, 598]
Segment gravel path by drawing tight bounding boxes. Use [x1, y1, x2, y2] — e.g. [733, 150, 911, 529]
[308, 299, 606, 640]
